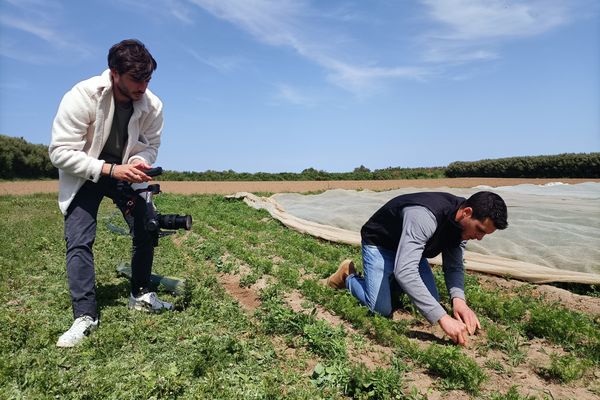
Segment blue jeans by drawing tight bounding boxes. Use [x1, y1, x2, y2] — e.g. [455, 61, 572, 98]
[346, 242, 439, 317]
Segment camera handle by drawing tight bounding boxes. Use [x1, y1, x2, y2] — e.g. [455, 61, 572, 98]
[145, 166, 163, 177]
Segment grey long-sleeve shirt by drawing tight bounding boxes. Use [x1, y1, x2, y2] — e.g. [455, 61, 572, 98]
[393, 206, 466, 324]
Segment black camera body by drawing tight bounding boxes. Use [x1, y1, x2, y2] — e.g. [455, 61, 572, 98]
[131, 167, 193, 246]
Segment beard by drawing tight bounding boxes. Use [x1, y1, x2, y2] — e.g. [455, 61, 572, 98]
[116, 80, 143, 102]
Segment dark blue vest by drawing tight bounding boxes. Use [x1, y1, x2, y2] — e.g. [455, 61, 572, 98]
[361, 192, 465, 258]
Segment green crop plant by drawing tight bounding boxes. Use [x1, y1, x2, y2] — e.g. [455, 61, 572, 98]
[484, 323, 527, 366]
[298, 277, 489, 393]
[524, 302, 600, 363]
[273, 262, 301, 288]
[299, 279, 410, 348]
[256, 296, 310, 337]
[484, 358, 507, 373]
[239, 271, 261, 287]
[435, 267, 529, 325]
[537, 353, 591, 383]
[487, 385, 544, 400]
[214, 258, 237, 274]
[413, 344, 486, 393]
[311, 360, 417, 400]
[302, 320, 347, 360]
[467, 285, 528, 323]
[255, 287, 348, 360]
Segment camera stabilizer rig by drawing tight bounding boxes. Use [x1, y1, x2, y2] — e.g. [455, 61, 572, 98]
[113, 166, 191, 294]
[121, 166, 192, 247]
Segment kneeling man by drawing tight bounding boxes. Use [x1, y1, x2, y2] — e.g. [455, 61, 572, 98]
[327, 191, 507, 346]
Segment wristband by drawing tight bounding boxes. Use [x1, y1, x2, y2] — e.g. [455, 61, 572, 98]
[109, 163, 115, 178]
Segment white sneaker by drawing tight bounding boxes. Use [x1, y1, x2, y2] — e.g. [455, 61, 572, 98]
[56, 315, 99, 348]
[128, 292, 173, 313]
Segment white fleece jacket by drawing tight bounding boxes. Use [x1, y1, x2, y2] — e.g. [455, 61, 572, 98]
[49, 69, 163, 215]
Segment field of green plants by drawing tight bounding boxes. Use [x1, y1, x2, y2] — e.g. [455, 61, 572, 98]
[1, 193, 599, 399]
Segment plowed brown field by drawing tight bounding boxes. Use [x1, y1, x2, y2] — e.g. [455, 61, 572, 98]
[2, 177, 597, 195]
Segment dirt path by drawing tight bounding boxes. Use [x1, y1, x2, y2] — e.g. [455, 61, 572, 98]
[2, 177, 598, 195]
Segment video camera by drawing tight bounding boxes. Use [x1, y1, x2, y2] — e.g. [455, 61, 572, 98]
[121, 166, 192, 247]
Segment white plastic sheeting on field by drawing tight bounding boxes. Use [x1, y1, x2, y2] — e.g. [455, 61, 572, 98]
[232, 182, 600, 284]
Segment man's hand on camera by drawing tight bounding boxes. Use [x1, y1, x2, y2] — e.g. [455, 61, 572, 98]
[130, 159, 152, 170]
[105, 161, 152, 183]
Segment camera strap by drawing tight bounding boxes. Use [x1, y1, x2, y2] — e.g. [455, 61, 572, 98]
[115, 181, 149, 217]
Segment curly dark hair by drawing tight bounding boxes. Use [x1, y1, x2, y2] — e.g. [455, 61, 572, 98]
[107, 39, 157, 81]
[463, 191, 508, 230]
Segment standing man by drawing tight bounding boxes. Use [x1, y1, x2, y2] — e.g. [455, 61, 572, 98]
[50, 39, 172, 348]
[326, 191, 507, 346]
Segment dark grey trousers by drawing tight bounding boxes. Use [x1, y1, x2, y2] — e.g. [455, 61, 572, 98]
[64, 176, 154, 319]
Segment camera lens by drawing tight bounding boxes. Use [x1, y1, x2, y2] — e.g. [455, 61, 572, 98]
[158, 214, 192, 230]
[145, 218, 160, 232]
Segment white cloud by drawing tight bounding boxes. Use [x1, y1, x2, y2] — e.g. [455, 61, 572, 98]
[419, 0, 573, 64]
[0, 1, 91, 63]
[0, 14, 70, 48]
[422, 45, 499, 64]
[182, 0, 584, 90]
[421, 0, 569, 40]
[2, 0, 63, 18]
[187, 0, 428, 95]
[111, 0, 194, 25]
[0, 42, 50, 64]
[322, 58, 431, 94]
[187, 0, 314, 55]
[183, 46, 245, 72]
[166, 0, 195, 24]
[273, 83, 316, 107]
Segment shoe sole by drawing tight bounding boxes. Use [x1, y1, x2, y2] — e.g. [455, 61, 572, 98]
[128, 303, 173, 313]
[56, 339, 77, 348]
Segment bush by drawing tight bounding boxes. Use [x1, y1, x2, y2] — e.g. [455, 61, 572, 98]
[445, 153, 600, 178]
[0, 135, 57, 179]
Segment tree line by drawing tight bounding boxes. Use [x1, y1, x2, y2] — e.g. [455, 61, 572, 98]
[1, 134, 597, 180]
[159, 166, 445, 181]
[445, 153, 600, 178]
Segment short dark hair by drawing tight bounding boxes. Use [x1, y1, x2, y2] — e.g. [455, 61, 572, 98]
[463, 191, 508, 230]
[107, 39, 157, 81]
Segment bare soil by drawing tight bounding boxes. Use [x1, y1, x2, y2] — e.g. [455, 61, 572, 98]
[2, 177, 598, 196]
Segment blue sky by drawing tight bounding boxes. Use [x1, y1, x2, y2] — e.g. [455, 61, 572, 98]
[1, 0, 599, 173]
